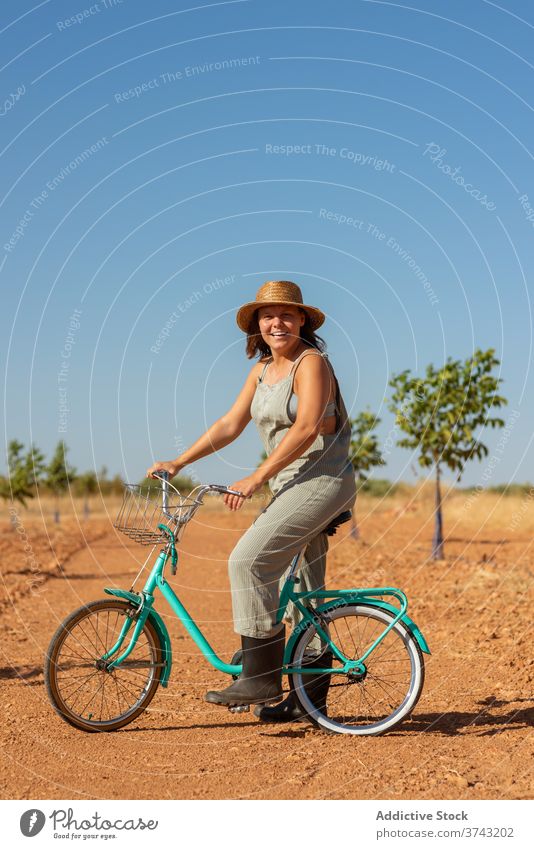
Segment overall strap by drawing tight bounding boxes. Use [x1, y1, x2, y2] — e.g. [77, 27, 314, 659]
[288, 347, 323, 377]
[321, 355, 344, 434]
[289, 350, 345, 433]
[288, 347, 333, 393]
[258, 356, 273, 383]
[287, 348, 324, 396]
[328, 362, 352, 437]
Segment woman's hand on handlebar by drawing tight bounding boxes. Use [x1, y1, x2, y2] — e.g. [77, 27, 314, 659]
[146, 460, 184, 480]
[224, 473, 263, 511]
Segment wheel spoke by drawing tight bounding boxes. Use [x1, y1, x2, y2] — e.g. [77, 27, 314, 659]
[64, 669, 102, 708]
[78, 677, 107, 717]
[291, 604, 423, 734]
[74, 620, 100, 656]
[57, 669, 99, 685]
[47, 602, 161, 730]
[112, 673, 144, 703]
[372, 637, 407, 663]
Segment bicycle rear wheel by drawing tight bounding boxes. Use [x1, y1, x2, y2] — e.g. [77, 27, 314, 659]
[289, 603, 424, 735]
[45, 599, 164, 732]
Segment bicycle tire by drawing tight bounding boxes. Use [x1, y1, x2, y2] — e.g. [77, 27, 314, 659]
[288, 602, 425, 735]
[45, 599, 164, 732]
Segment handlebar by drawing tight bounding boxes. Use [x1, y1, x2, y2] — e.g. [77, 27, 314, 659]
[199, 484, 247, 497]
[151, 471, 245, 504]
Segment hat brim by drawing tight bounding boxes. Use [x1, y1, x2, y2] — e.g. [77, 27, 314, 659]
[236, 300, 325, 333]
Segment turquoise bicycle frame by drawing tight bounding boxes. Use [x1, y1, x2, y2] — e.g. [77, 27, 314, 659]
[102, 525, 430, 683]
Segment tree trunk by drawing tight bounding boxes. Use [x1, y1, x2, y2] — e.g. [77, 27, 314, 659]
[431, 464, 444, 560]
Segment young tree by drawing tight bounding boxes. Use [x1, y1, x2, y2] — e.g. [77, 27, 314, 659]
[97, 465, 109, 494]
[138, 474, 197, 494]
[2, 440, 31, 507]
[75, 471, 98, 519]
[1, 440, 47, 507]
[25, 443, 47, 491]
[348, 410, 385, 538]
[388, 348, 507, 560]
[46, 441, 77, 523]
[109, 474, 125, 497]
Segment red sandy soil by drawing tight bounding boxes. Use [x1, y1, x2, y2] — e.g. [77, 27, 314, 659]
[1, 490, 533, 800]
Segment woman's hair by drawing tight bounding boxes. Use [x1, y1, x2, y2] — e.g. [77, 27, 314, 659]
[245, 307, 326, 359]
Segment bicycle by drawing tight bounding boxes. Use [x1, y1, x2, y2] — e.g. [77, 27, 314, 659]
[44, 473, 430, 736]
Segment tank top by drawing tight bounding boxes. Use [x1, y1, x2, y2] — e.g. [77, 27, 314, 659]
[258, 358, 337, 422]
[288, 392, 336, 421]
[250, 346, 354, 495]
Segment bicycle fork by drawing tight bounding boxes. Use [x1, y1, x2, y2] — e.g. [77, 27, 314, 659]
[98, 593, 154, 671]
[101, 533, 173, 671]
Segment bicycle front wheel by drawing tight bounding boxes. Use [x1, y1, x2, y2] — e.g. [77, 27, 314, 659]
[289, 603, 425, 735]
[45, 599, 164, 732]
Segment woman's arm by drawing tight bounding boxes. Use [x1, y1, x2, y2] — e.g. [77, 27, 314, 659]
[224, 354, 333, 509]
[146, 361, 263, 478]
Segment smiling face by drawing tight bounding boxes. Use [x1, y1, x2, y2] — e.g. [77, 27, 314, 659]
[256, 303, 305, 353]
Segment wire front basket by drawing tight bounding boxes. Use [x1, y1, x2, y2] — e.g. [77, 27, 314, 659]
[113, 478, 200, 545]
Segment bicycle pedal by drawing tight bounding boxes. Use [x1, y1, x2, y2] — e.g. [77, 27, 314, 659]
[228, 704, 250, 714]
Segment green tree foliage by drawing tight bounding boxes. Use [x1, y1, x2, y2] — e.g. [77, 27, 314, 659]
[0, 440, 47, 507]
[25, 443, 47, 490]
[46, 440, 76, 493]
[137, 474, 197, 494]
[72, 471, 99, 497]
[388, 348, 507, 559]
[485, 482, 534, 496]
[88, 466, 124, 497]
[349, 410, 385, 479]
[73, 470, 99, 519]
[358, 478, 399, 497]
[348, 410, 385, 538]
[45, 441, 77, 523]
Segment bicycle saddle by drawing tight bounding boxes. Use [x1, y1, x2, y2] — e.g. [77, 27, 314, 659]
[323, 510, 352, 536]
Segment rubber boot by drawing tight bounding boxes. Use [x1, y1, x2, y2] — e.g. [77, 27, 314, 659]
[254, 648, 333, 723]
[205, 628, 285, 706]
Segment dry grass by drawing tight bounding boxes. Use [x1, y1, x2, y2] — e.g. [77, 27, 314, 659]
[5, 482, 534, 536]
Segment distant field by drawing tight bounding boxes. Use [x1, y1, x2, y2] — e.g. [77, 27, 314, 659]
[6, 480, 534, 535]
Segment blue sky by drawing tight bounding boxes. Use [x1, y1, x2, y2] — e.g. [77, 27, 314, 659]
[1, 0, 533, 488]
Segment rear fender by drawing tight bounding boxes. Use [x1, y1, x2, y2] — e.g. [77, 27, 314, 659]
[285, 597, 430, 662]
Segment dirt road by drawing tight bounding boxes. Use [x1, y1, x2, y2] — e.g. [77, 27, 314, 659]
[1, 494, 533, 799]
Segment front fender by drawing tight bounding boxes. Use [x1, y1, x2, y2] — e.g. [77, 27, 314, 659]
[104, 587, 172, 687]
[285, 597, 430, 663]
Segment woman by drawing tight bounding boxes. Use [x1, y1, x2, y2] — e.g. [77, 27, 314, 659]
[146, 280, 356, 721]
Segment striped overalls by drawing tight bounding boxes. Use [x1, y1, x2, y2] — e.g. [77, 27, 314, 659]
[228, 347, 357, 638]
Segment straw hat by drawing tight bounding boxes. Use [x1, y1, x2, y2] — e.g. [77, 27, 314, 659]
[236, 281, 325, 333]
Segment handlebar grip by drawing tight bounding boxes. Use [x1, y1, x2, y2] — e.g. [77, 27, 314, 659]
[209, 484, 246, 497]
[155, 470, 169, 512]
